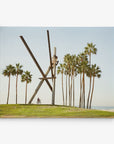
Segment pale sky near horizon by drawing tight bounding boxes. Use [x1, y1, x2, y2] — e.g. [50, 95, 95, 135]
[0, 27, 114, 106]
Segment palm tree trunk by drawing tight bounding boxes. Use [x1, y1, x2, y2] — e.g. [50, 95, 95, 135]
[66, 74, 67, 106]
[79, 74, 82, 108]
[69, 75, 70, 106]
[87, 53, 92, 108]
[89, 53, 91, 65]
[25, 81, 27, 104]
[62, 73, 64, 105]
[16, 74, 18, 104]
[87, 76, 91, 109]
[83, 73, 85, 108]
[82, 71, 85, 108]
[89, 76, 95, 109]
[73, 74, 75, 107]
[7, 74, 10, 104]
[70, 74, 72, 106]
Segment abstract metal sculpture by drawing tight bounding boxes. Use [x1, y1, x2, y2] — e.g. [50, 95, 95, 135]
[20, 30, 58, 105]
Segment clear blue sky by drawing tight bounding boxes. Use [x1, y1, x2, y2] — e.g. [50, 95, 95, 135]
[0, 27, 113, 106]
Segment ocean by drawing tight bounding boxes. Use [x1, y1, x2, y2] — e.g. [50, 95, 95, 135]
[91, 106, 114, 110]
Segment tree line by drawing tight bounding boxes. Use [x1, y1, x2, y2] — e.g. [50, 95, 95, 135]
[57, 43, 101, 109]
[2, 43, 101, 108]
[2, 63, 32, 104]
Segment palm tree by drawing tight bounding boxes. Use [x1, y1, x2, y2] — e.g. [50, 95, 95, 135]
[64, 63, 69, 106]
[70, 54, 77, 107]
[14, 63, 23, 104]
[84, 43, 97, 65]
[64, 54, 72, 106]
[73, 68, 78, 107]
[86, 65, 92, 108]
[57, 64, 65, 105]
[76, 55, 83, 108]
[21, 71, 32, 104]
[84, 43, 97, 108]
[2, 65, 15, 104]
[89, 64, 101, 109]
[78, 66, 83, 108]
[70, 55, 74, 106]
[77, 53, 88, 108]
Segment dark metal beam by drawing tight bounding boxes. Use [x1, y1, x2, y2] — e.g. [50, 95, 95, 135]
[28, 66, 51, 104]
[47, 30, 53, 79]
[52, 47, 57, 105]
[20, 36, 52, 91]
[39, 77, 56, 80]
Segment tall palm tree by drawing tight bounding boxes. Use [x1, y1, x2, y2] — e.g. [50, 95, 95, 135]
[21, 71, 32, 104]
[70, 55, 74, 106]
[64, 54, 72, 106]
[64, 63, 69, 106]
[70, 54, 77, 107]
[2, 65, 15, 104]
[89, 65, 101, 109]
[14, 63, 23, 104]
[78, 67, 83, 108]
[84, 43, 97, 108]
[73, 67, 78, 107]
[77, 53, 88, 108]
[86, 65, 92, 108]
[76, 55, 83, 108]
[57, 63, 65, 105]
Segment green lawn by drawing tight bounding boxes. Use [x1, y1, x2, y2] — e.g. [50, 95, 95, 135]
[0, 104, 114, 118]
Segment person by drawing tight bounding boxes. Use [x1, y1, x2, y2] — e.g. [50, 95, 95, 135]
[52, 55, 59, 67]
[37, 97, 41, 104]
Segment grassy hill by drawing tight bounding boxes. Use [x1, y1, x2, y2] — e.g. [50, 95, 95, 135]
[0, 104, 114, 118]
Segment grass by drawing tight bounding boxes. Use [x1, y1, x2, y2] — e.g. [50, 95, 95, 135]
[0, 104, 114, 118]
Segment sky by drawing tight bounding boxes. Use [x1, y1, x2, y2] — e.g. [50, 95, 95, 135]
[0, 27, 114, 106]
